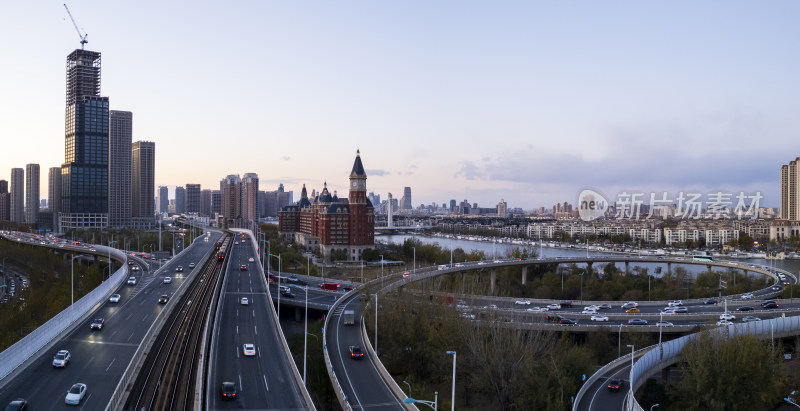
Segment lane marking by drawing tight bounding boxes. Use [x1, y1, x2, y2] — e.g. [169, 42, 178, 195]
[105, 358, 115, 372]
[263, 374, 269, 391]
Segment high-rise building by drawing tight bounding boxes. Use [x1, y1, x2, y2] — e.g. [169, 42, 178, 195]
[262, 184, 292, 217]
[0, 180, 9, 222]
[157, 186, 168, 214]
[48, 167, 62, 229]
[449, 199, 456, 212]
[175, 186, 186, 215]
[60, 49, 110, 229]
[220, 175, 242, 227]
[401, 187, 412, 210]
[25, 164, 40, 225]
[10, 168, 24, 223]
[497, 198, 508, 218]
[200, 189, 212, 216]
[132, 141, 155, 224]
[211, 190, 222, 216]
[780, 157, 800, 221]
[108, 110, 132, 227]
[186, 184, 201, 214]
[241, 174, 259, 223]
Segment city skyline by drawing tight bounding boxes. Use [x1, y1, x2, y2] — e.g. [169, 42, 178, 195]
[2, 2, 799, 209]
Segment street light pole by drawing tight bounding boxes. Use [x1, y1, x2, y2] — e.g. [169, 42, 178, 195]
[303, 285, 308, 385]
[403, 380, 411, 397]
[412, 247, 416, 275]
[627, 344, 635, 404]
[650, 404, 660, 411]
[372, 293, 378, 353]
[446, 350, 456, 411]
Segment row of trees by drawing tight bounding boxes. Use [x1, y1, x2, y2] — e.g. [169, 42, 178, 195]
[0, 239, 101, 351]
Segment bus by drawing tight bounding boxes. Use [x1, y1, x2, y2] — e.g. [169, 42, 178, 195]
[692, 255, 713, 262]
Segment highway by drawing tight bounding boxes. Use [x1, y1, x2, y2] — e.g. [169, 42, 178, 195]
[0, 232, 220, 408]
[207, 232, 310, 410]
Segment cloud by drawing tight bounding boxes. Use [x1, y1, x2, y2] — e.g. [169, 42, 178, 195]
[366, 169, 390, 176]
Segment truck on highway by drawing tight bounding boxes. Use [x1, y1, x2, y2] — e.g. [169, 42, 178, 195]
[319, 283, 340, 291]
[343, 310, 355, 325]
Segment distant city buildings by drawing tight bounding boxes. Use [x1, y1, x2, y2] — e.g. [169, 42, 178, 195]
[131, 141, 155, 227]
[401, 187, 412, 210]
[174, 186, 186, 215]
[217, 173, 259, 228]
[0, 180, 9, 222]
[157, 186, 169, 215]
[186, 184, 201, 214]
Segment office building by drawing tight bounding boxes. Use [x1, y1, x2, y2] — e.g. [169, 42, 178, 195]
[241, 174, 259, 223]
[401, 187, 412, 210]
[262, 184, 292, 217]
[780, 157, 800, 221]
[186, 184, 201, 214]
[175, 186, 186, 215]
[25, 164, 40, 226]
[60, 49, 110, 229]
[220, 175, 242, 226]
[131, 141, 155, 226]
[10, 168, 24, 223]
[279, 150, 375, 261]
[108, 110, 132, 227]
[157, 186, 168, 214]
[497, 198, 507, 218]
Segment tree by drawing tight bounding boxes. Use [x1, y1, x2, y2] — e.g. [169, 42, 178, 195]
[669, 332, 787, 410]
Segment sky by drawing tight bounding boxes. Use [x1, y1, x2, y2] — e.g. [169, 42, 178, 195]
[1, 1, 798, 211]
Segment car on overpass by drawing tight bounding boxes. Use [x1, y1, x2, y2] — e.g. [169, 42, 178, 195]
[4, 398, 27, 410]
[243, 344, 256, 356]
[762, 300, 779, 309]
[64, 383, 87, 405]
[240, 297, 249, 305]
[590, 314, 609, 322]
[607, 378, 623, 392]
[52, 350, 71, 367]
[627, 318, 648, 325]
[90, 318, 104, 330]
[737, 306, 755, 311]
[109, 294, 121, 303]
[221, 381, 237, 400]
[158, 295, 169, 304]
[742, 316, 761, 322]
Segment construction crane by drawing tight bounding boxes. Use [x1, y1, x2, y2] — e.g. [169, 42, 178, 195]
[63, 3, 88, 49]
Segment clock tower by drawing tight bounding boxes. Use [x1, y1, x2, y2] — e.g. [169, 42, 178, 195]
[349, 149, 367, 204]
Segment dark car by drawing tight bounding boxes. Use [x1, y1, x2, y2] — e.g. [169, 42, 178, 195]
[607, 378, 623, 392]
[736, 306, 755, 311]
[158, 295, 169, 304]
[628, 318, 648, 325]
[221, 381, 236, 399]
[350, 345, 364, 359]
[240, 264, 247, 271]
[559, 301, 574, 309]
[545, 314, 563, 323]
[280, 289, 295, 298]
[175, 266, 184, 272]
[5, 398, 28, 411]
[704, 298, 719, 305]
[559, 318, 577, 325]
[762, 300, 779, 309]
[90, 318, 104, 330]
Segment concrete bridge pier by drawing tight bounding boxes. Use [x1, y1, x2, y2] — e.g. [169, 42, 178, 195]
[491, 269, 497, 294]
[521, 266, 528, 285]
[667, 262, 672, 275]
[708, 264, 713, 273]
[625, 261, 630, 275]
[586, 262, 593, 275]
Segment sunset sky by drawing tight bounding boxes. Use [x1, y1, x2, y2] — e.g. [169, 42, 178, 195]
[1, 1, 798, 210]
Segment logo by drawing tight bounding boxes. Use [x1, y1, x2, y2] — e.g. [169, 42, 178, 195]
[577, 189, 608, 221]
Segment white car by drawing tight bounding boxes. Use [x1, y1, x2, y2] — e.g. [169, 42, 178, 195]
[585, 305, 600, 311]
[742, 293, 754, 300]
[515, 299, 531, 305]
[590, 315, 609, 322]
[546, 303, 560, 310]
[109, 294, 120, 303]
[656, 321, 674, 327]
[582, 308, 598, 315]
[719, 313, 735, 321]
[526, 307, 548, 312]
[241, 297, 249, 305]
[163, 277, 172, 284]
[53, 350, 71, 367]
[188, 262, 196, 268]
[243, 343, 256, 356]
[248, 257, 255, 262]
[131, 265, 140, 271]
[65, 383, 87, 405]
[717, 320, 734, 326]
[127, 277, 137, 285]
[668, 300, 683, 307]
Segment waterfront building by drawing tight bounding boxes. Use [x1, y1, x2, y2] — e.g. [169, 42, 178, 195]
[279, 150, 375, 261]
[780, 157, 800, 221]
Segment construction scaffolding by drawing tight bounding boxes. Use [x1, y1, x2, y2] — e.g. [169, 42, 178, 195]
[65, 49, 101, 106]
